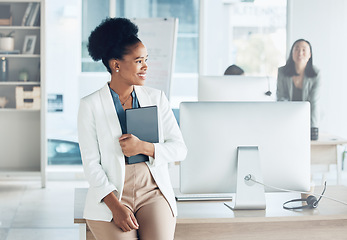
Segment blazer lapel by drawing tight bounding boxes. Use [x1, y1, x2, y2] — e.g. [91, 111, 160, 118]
[99, 85, 153, 138]
[99, 83, 123, 139]
[134, 86, 152, 107]
[99, 83, 125, 186]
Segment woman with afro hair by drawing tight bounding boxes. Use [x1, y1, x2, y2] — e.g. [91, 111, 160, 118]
[78, 18, 187, 240]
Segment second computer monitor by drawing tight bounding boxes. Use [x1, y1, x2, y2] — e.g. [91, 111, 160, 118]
[179, 101, 311, 195]
[198, 75, 276, 101]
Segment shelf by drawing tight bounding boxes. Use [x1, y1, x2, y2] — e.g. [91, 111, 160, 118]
[0, 26, 40, 30]
[0, 108, 40, 112]
[0, 54, 40, 58]
[0, 0, 45, 188]
[0, 171, 41, 177]
[0, 81, 40, 85]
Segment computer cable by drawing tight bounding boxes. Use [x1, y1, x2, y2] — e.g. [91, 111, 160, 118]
[244, 174, 347, 209]
[265, 76, 272, 96]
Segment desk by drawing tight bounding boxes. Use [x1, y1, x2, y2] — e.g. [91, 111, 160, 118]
[311, 132, 347, 184]
[75, 186, 347, 240]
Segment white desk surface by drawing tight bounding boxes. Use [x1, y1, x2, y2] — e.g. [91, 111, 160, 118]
[75, 186, 347, 223]
[176, 185, 347, 223]
[75, 186, 347, 240]
[311, 132, 347, 146]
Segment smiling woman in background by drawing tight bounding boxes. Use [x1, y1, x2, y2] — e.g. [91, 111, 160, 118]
[276, 39, 321, 131]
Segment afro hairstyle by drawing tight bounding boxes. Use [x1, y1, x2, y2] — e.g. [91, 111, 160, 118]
[87, 18, 141, 72]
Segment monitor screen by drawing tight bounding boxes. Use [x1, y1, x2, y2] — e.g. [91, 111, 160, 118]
[179, 101, 311, 196]
[198, 75, 276, 102]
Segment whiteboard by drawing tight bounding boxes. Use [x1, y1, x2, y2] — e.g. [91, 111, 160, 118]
[132, 18, 178, 99]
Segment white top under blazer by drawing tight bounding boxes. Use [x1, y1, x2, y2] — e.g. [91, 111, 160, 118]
[78, 83, 187, 221]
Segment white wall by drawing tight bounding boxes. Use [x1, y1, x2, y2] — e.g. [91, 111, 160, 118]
[288, 0, 347, 138]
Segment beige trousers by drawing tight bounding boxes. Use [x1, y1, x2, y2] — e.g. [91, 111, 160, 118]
[87, 162, 176, 240]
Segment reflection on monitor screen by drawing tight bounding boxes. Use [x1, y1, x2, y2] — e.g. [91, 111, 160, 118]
[179, 102, 311, 209]
[198, 75, 276, 102]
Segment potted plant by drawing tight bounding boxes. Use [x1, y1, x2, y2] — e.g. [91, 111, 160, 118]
[0, 31, 15, 51]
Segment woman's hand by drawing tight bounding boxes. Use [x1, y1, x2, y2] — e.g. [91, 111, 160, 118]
[119, 134, 142, 157]
[103, 192, 139, 232]
[119, 134, 154, 158]
[112, 203, 139, 232]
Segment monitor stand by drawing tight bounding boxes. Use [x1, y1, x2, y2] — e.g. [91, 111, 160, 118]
[225, 146, 266, 210]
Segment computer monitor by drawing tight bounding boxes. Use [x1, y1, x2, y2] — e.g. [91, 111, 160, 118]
[198, 75, 276, 101]
[179, 101, 311, 209]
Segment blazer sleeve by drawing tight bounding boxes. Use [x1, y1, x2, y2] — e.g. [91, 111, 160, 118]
[149, 91, 187, 166]
[276, 67, 290, 101]
[78, 98, 118, 204]
[308, 72, 321, 128]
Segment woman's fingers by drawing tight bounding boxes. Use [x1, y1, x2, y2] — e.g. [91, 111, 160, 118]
[118, 134, 142, 157]
[130, 213, 139, 228]
[123, 222, 132, 232]
[113, 205, 139, 232]
[119, 134, 132, 141]
[119, 217, 138, 232]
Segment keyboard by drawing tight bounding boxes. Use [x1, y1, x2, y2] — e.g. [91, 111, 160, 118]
[174, 189, 233, 201]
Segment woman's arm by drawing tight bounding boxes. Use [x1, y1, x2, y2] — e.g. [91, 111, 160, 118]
[150, 91, 187, 166]
[79, 98, 139, 231]
[78, 98, 118, 203]
[118, 90, 187, 166]
[308, 72, 322, 128]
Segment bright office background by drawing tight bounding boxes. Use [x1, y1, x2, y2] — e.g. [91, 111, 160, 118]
[45, 0, 347, 166]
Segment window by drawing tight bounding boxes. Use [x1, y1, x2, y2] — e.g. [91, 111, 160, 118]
[81, 0, 199, 74]
[202, 0, 287, 77]
[230, 0, 287, 76]
[81, 0, 109, 72]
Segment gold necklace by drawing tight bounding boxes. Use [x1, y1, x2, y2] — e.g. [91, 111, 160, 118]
[120, 93, 132, 106]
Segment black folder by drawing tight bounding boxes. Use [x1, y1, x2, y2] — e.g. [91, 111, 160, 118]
[125, 106, 159, 164]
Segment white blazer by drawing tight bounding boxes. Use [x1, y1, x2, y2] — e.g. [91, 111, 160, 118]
[78, 83, 187, 221]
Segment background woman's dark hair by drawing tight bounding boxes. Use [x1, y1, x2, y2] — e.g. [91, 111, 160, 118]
[87, 18, 141, 73]
[224, 64, 244, 75]
[282, 39, 318, 78]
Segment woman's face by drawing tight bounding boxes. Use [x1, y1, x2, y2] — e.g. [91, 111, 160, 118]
[292, 41, 311, 66]
[117, 42, 148, 86]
